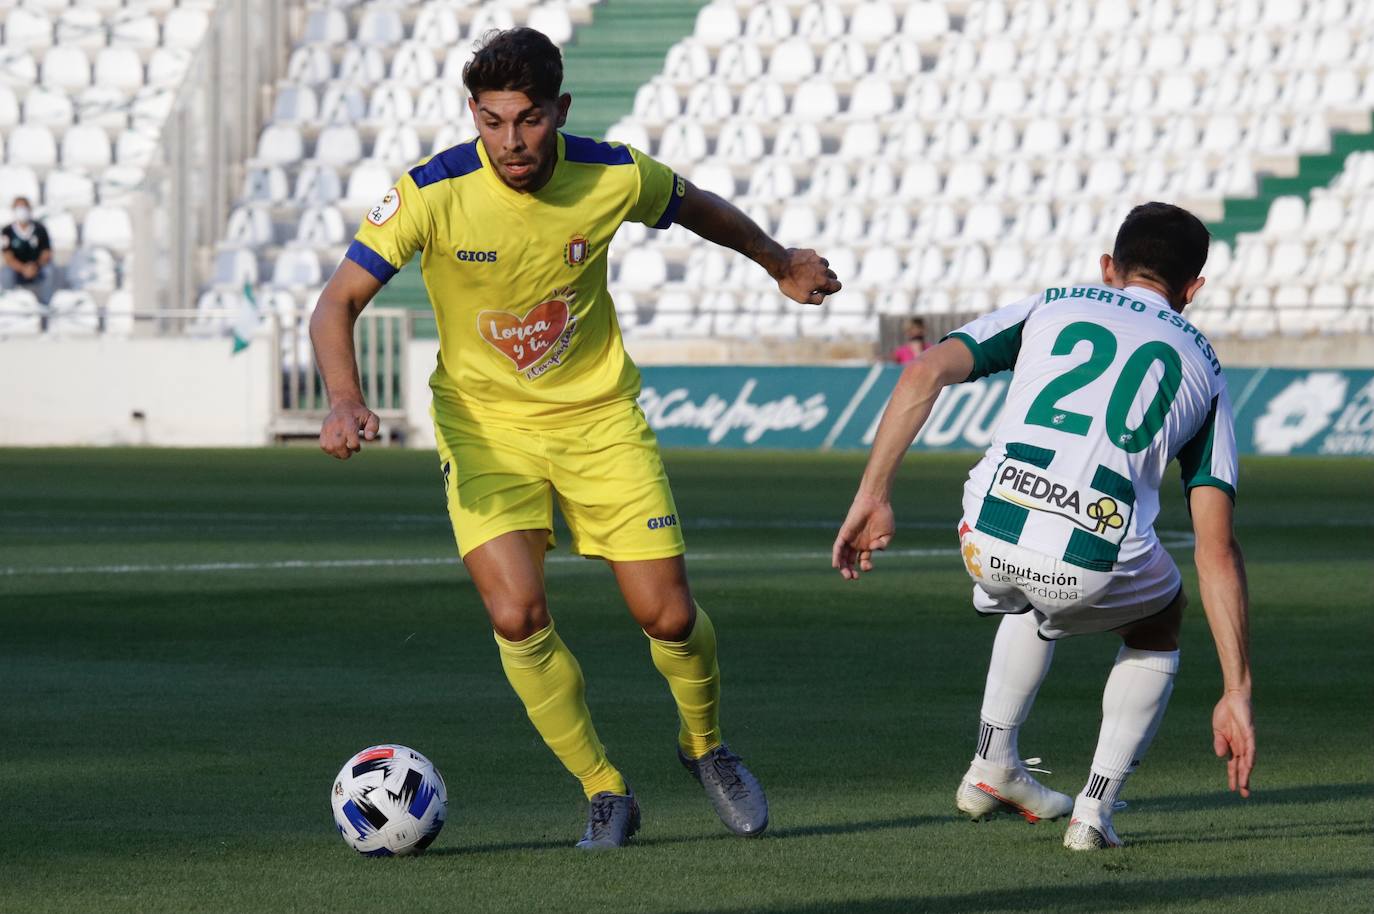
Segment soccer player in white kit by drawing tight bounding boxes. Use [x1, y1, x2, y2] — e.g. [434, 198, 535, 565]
[832, 204, 1255, 850]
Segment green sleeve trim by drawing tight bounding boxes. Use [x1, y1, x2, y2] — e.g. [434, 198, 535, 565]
[946, 322, 1024, 381]
[945, 332, 982, 382]
[1186, 477, 1237, 503]
[1178, 395, 1234, 501]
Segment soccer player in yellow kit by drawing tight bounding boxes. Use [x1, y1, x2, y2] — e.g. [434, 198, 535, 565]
[310, 28, 841, 849]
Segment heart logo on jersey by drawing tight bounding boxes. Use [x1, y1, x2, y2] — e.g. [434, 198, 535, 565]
[479, 288, 574, 371]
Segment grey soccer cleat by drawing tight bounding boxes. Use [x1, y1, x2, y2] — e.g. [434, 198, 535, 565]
[1063, 798, 1123, 851]
[679, 743, 769, 837]
[575, 789, 640, 850]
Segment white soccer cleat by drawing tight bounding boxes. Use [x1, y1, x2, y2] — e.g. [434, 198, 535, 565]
[1063, 797, 1124, 851]
[955, 757, 1074, 824]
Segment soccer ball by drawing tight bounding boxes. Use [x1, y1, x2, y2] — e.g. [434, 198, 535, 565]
[331, 744, 447, 856]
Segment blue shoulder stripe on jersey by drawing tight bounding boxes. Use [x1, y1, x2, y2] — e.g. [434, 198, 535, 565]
[652, 174, 685, 229]
[346, 240, 398, 284]
[561, 132, 634, 166]
[409, 141, 482, 188]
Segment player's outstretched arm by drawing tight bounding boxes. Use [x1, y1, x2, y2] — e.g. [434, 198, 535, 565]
[832, 341, 974, 580]
[310, 260, 385, 460]
[673, 181, 841, 305]
[1189, 485, 1255, 797]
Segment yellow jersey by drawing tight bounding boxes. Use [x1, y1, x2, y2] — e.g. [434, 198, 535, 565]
[347, 132, 686, 428]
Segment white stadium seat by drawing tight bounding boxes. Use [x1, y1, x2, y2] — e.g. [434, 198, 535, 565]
[694, 4, 742, 48]
[5, 9, 55, 51]
[344, 160, 392, 205]
[271, 246, 324, 289]
[44, 168, 95, 209]
[338, 45, 386, 83]
[257, 125, 305, 165]
[61, 124, 113, 170]
[242, 165, 290, 204]
[357, 7, 406, 46]
[47, 290, 101, 336]
[147, 48, 192, 88]
[67, 247, 119, 292]
[413, 3, 462, 48]
[55, 7, 105, 49]
[225, 205, 275, 247]
[109, 11, 161, 49]
[41, 46, 92, 91]
[295, 206, 347, 245]
[390, 42, 439, 84]
[82, 205, 133, 252]
[7, 125, 58, 167]
[287, 45, 334, 84]
[94, 47, 146, 94]
[303, 9, 350, 44]
[715, 41, 765, 84]
[22, 87, 74, 127]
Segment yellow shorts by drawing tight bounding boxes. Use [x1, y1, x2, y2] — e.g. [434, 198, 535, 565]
[433, 402, 685, 562]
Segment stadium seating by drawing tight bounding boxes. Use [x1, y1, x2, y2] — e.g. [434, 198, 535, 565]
[0, 0, 209, 317]
[601, 0, 1374, 338]
[147, 0, 1374, 341]
[184, 0, 599, 321]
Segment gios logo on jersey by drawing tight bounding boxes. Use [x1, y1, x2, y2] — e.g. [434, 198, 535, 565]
[455, 249, 498, 263]
[989, 458, 1131, 544]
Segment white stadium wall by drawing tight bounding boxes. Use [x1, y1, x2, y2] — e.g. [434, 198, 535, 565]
[3, 338, 274, 447]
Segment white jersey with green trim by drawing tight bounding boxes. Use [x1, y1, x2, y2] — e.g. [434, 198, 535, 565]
[947, 283, 1238, 572]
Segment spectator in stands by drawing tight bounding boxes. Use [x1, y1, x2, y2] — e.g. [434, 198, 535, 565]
[2, 197, 56, 305]
[888, 317, 929, 364]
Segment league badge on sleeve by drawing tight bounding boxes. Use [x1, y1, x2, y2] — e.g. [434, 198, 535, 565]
[564, 234, 589, 267]
[368, 187, 402, 227]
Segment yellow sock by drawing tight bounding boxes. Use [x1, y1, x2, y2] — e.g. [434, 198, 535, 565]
[647, 604, 723, 759]
[494, 623, 627, 800]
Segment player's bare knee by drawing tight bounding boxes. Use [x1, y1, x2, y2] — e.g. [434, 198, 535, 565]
[486, 595, 551, 642]
[639, 591, 696, 641]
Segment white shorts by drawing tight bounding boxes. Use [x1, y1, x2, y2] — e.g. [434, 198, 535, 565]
[957, 521, 1182, 640]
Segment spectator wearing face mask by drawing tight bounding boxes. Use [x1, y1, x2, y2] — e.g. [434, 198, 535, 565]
[2, 197, 56, 305]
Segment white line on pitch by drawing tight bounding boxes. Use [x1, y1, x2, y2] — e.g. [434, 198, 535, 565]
[0, 548, 956, 578]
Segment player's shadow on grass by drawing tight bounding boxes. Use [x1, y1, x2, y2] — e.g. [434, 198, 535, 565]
[427, 813, 947, 856]
[1141, 781, 1373, 813]
[667, 869, 1369, 914]
[1129, 818, 1371, 848]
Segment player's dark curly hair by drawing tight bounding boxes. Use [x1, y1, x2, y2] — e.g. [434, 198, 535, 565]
[463, 28, 563, 103]
[1112, 202, 1211, 297]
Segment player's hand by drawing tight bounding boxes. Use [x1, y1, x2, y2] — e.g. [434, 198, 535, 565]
[774, 248, 842, 306]
[832, 492, 895, 581]
[1211, 689, 1255, 798]
[319, 400, 379, 460]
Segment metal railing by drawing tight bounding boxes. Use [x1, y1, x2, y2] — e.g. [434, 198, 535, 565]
[131, 0, 296, 323]
[275, 307, 411, 439]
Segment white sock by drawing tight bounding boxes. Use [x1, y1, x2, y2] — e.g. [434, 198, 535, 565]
[975, 612, 1055, 768]
[1078, 646, 1180, 811]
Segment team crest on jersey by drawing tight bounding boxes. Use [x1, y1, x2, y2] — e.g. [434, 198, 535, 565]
[988, 458, 1133, 545]
[564, 234, 589, 267]
[367, 187, 401, 226]
[478, 286, 579, 379]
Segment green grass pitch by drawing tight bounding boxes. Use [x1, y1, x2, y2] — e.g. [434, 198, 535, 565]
[2, 447, 1371, 913]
